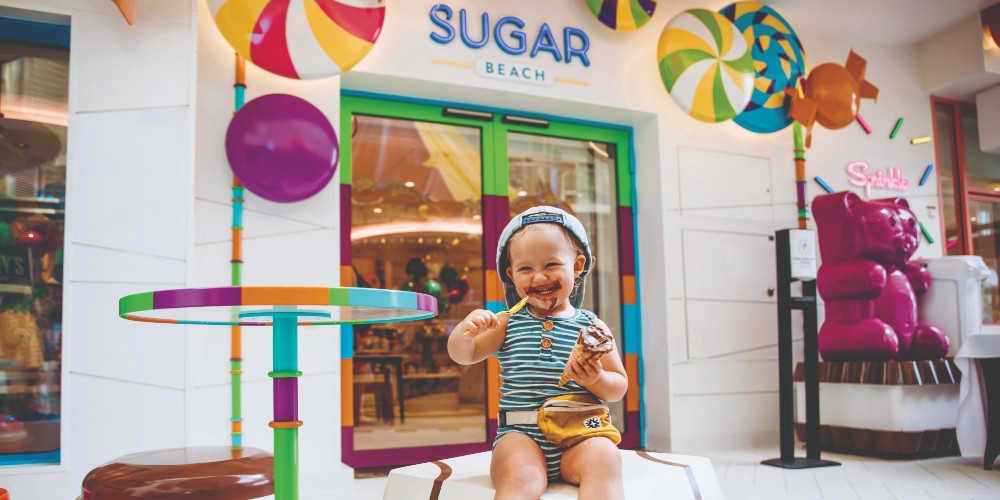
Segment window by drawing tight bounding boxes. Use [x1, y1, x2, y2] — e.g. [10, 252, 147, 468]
[0, 9, 69, 466]
[933, 98, 1000, 322]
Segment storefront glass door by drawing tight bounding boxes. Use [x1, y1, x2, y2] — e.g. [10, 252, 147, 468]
[933, 99, 1000, 322]
[339, 95, 639, 468]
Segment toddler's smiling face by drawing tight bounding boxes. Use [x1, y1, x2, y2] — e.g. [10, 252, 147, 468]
[505, 224, 586, 318]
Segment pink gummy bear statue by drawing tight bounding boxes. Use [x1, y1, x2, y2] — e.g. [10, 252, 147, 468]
[813, 192, 949, 361]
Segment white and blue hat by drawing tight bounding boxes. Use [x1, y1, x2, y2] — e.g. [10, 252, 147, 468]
[496, 206, 594, 309]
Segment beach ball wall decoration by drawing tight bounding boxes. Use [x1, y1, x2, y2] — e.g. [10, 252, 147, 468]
[720, 1, 807, 134]
[226, 94, 339, 203]
[657, 9, 755, 123]
[207, 0, 386, 80]
[586, 0, 657, 31]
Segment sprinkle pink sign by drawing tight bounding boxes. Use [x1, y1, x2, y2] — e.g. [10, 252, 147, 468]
[847, 161, 910, 198]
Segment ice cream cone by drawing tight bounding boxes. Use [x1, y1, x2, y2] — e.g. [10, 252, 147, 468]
[558, 323, 613, 387]
[558, 343, 608, 387]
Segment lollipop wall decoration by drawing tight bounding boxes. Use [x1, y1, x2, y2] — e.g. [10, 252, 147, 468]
[208, 0, 386, 80]
[656, 8, 755, 123]
[586, 0, 657, 31]
[720, 1, 807, 134]
[225, 94, 340, 203]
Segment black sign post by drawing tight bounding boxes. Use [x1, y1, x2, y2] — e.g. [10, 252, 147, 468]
[762, 229, 839, 469]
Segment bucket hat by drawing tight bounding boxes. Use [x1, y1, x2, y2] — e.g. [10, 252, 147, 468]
[496, 206, 593, 309]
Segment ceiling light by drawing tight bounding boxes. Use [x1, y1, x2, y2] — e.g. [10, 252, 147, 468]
[517, 190, 527, 197]
[404, 181, 415, 188]
[372, 207, 383, 214]
[351, 220, 484, 241]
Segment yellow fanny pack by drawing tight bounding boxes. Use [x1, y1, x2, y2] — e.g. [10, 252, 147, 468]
[536, 394, 622, 448]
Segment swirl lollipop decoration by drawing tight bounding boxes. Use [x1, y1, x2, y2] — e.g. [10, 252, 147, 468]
[208, 0, 386, 80]
[657, 9, 755, 123]
[720, 1, 807, 134]
[586, 0, 657, 31]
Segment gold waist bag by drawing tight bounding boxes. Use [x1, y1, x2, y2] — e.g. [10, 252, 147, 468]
[536, 394, 622, 448]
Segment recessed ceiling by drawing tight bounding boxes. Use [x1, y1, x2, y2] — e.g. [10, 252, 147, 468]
[766, 0, 999, 45]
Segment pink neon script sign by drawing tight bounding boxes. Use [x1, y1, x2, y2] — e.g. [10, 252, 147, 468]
[847, 161, 910, 197]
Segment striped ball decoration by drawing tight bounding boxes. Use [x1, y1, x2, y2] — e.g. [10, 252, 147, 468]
[207, 0, 385, 80]
[585, 0, 657, 31]
[721, 2, 807, 133]
[657, 9, 755, 123]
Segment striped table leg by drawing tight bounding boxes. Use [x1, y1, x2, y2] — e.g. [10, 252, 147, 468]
[270, 312, 303, 500]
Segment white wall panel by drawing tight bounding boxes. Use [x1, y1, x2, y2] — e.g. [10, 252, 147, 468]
[678, 148, 772, 212]
[682, 230, 776, 302]
[672, 360, 778, 396]
[190, 379, 272, 449]
[679, 206, 774, 225]
[0, 471, 67, 500]
[240, 230, 340, 286]
[69, 244, 185, 284]
[190, 374, 345, 479]
[69, 282, 186, 389]
[70, 107, 190, 259]
[190, 240, 230, 288]
[71, 10, 191, 112]
[686, 300, 778, 359]
[670, 393, 780, 453]
[66, 375, 185, 498]
[194, 199, 322, 245]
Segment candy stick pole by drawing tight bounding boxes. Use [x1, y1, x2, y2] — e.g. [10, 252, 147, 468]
[231, 54, 247, 452]
[794, 122, 809, 229]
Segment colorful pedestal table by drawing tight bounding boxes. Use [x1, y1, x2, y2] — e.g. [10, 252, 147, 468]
[117, 286, 437, 500]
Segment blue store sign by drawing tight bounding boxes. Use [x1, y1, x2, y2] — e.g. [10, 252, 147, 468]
[429, 4, 592, 68]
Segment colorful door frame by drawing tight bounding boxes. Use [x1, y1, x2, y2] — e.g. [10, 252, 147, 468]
[339, 92, 643, 468]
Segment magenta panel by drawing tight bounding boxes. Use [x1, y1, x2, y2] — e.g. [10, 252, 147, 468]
[153, 287, 240, 309]
[618, 206, 635, 275]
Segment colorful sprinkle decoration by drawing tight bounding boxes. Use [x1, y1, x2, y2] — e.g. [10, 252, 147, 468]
[918, 221, 934, 244]
[911, 136, 932, 145]
[919, 164, 934, 186]
[814, 176, 835, 194]
[856, 114, 872, 134]
[890, 118, 904, 139]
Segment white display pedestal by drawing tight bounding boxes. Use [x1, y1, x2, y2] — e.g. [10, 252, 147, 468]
[383, 450, 723, 499]
[793, 360, 960, 457]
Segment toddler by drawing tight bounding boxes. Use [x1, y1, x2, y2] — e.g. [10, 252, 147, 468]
[448, 206, 627, 500]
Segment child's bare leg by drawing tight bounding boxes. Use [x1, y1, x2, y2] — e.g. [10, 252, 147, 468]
[560, 437, 624, 500]
[491, 432, 548, 500]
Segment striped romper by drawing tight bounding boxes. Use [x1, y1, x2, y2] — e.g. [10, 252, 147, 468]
[494, 307, 601, 480]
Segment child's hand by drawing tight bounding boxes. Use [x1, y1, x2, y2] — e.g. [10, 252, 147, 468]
[565, 358, 603, 387]
[456, 309, 499, 336]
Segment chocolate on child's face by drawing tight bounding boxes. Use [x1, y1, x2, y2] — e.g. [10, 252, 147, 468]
[506, 225, 583, 315]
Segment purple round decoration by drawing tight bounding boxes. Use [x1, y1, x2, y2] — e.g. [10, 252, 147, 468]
[226, 94, 338, 203]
